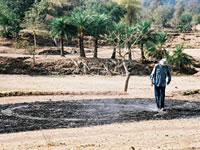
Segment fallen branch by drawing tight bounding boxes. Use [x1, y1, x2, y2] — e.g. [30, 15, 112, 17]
[101, 62, 113, 75]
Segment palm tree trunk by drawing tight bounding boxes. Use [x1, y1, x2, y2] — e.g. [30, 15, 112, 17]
[140, 43, 145, 62]
[93, 38, 98, 58]
[111, 47, 116, 59]
[79, 30, 86, 57]
[60, 35, 64, 57]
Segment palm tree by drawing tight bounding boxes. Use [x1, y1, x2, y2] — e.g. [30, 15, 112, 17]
[170, 43, 193, 69]
[70, 10, 92, 57]
[50, 17, 77, 56]
[145, 31, 168, 60]
[136, 21, 155, 62]
[88, 13, 111, 58]
[0, 13, 9, 37]
[122, 25, 137, 60]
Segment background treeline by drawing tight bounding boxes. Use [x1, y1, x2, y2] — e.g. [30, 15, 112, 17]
[1, 0, 200, 38]
[143, 0, 200, 31]
[0, 0, 198, 70]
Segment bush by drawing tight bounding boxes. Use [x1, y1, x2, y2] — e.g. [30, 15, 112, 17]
[192, 14, 200, 25]
[169, 43, 193, 69]
[176, 24, 192, 32]
[12, 38, 30, 49]
[176, 13, 192, 32]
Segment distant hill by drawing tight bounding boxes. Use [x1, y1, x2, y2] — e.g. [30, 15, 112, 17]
[143, 0, 200, 7]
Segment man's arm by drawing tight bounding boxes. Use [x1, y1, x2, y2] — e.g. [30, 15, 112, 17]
[150, 64, 157, 85]
[167, 66, 171, 85]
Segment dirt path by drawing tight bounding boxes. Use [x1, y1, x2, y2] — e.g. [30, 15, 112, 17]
[0, 75, 200, 101]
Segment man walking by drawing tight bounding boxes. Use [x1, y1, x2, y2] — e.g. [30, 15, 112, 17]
[150, 58, 171, 111]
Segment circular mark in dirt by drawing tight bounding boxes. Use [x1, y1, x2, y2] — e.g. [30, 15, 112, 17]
[0, 98, 200, 134]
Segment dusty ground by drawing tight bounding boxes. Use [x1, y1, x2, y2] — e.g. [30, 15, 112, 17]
[0, 75, 200, 150]
[0, 34, 200, 150]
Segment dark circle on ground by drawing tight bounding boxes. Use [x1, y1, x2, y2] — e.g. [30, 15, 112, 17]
[0, 98, 200, 134]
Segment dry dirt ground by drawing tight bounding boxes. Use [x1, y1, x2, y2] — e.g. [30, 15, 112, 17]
[0, 35, 200, 150]
[0, 75, 200, 150]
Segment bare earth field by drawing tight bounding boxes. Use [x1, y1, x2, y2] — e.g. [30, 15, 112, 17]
[0, 75, 200, 150]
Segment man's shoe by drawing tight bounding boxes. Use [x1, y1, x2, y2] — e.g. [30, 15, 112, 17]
[160, 108, 165, 111]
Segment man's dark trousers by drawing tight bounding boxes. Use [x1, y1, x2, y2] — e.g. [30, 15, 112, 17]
[154, 86, 166, 109]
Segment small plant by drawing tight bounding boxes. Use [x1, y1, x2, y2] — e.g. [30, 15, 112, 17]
[176, 23, 192, 32]
[169, 43, 193, 69]
[12, 38, 29, 49]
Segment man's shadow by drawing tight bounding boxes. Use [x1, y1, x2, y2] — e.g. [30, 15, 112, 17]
[0, 98, 200, 134]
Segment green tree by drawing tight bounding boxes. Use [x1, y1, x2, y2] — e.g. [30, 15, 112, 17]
[0, 0, 35, 37]
[70, 9, 93, 57]
[50, 17, 77, 56]
[176, 13, 192, 32]
[180, 13, 192, 24]
[153, 5, 174, 27]
[82, 0, 107, 14]
[82, 0, 126, 23]
[105, 1, 127, 23]
[136, 21, 155, 62]
[171, 0, 185, 26]
[88, 13, 111, 58]
[145, 31, 168, 60]
[121, 25, 137, 60]
[0, 4, 21, 37]
[22, 0, 49, 47]
[116, 0, 141, 25]
[192, 14, 200, 25]
[47, 0, 80, 15]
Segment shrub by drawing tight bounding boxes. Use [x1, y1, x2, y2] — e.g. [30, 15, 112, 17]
[192, 14, 200, 25]
[169, 43, 193, 69]
[12, 38, 29, 49]
[176, 24, 192, 32]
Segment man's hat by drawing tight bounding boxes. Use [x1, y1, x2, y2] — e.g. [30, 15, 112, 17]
[159, 58, 167, 66]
